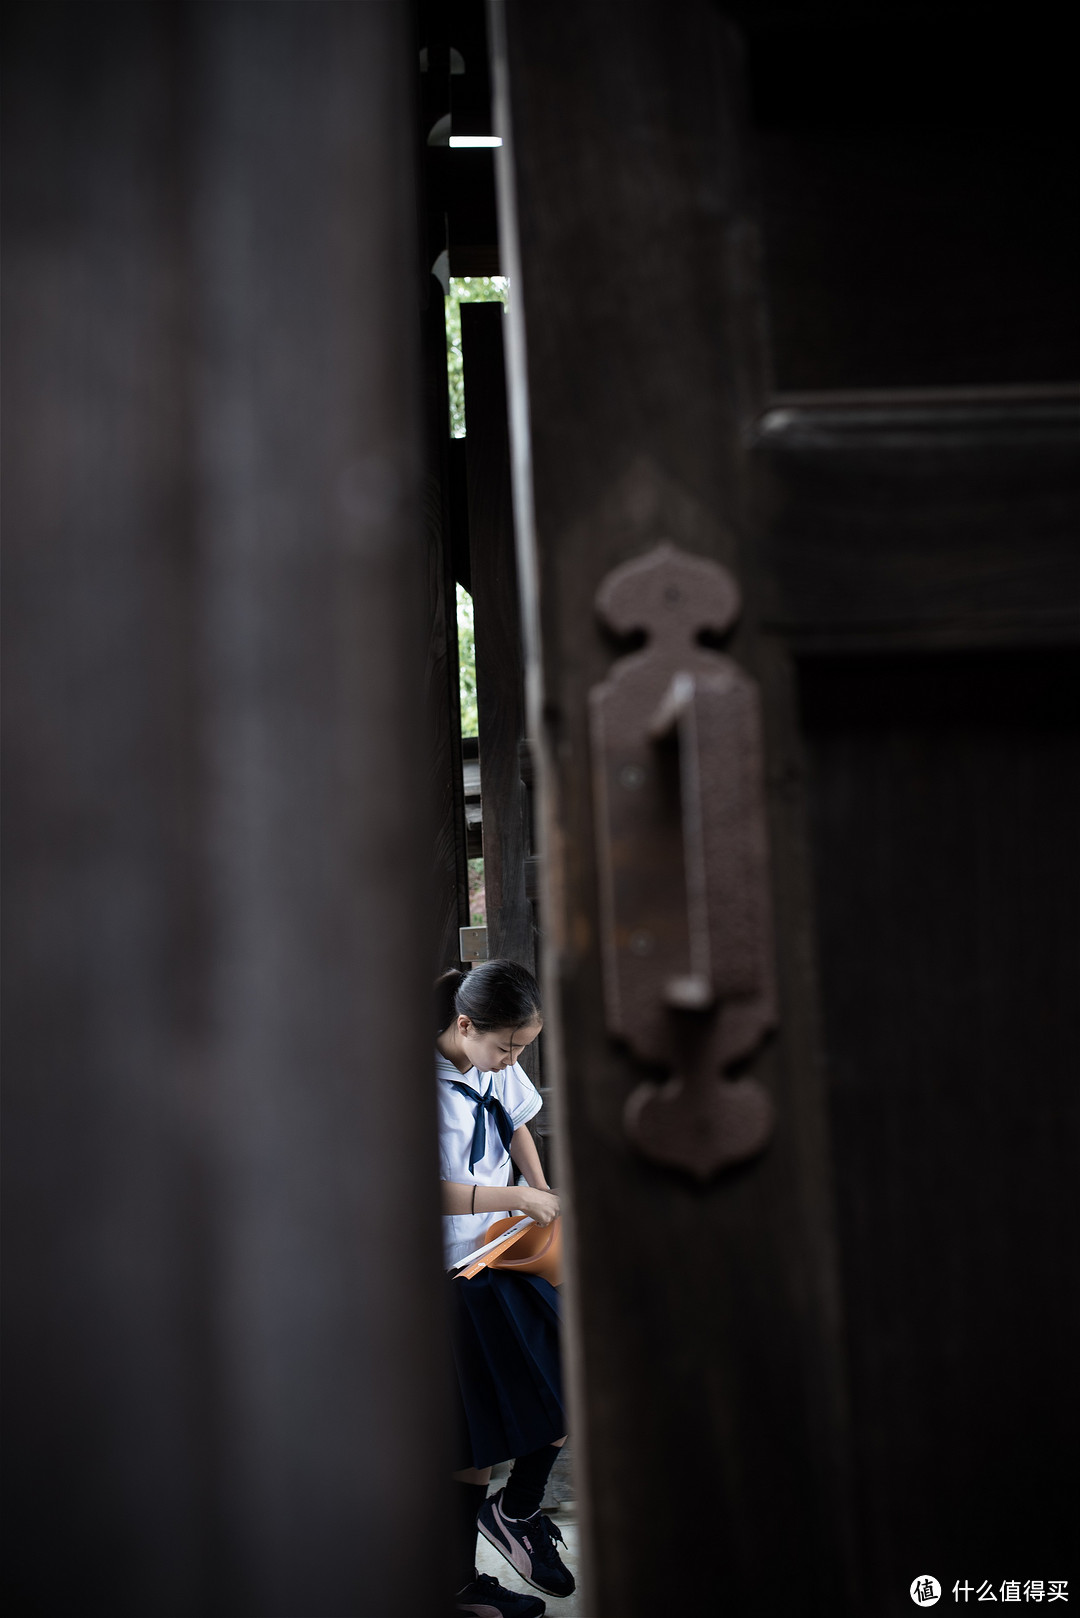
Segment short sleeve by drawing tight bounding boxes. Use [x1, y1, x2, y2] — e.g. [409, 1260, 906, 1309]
[497, 1061, 542, 1130]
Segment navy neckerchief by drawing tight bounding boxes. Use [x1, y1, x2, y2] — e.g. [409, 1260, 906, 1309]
[444, 1073, 515, 1173]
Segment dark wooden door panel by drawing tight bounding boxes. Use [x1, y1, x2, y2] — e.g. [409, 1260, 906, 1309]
[496, 3, 1079, 1613]
[801, 651, 1080, 1610]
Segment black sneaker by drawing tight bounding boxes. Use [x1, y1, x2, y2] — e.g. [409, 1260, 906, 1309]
[454, 1572, 546, 1617]
[477, 1489, 576, 1598]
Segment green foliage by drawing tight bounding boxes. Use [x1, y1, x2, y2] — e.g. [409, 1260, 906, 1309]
[468, 857, 486, 927]
[457, 583, 478, 737]
[444, 276, 509, 438]
[447, 276, 505, 774]
[442, 283, 509, 944]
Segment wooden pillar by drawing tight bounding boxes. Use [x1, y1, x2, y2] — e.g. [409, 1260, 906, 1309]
[461, 298, 545, 1115]
[2, 5, 449, 1614]
[423, 288, 471, 973]
[418, 8, 470, 974]
[462, 302, 534, 974]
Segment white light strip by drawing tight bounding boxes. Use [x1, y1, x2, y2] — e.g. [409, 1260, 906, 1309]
[449, 135, 503, 148]
[448, 1217, 532, 1274]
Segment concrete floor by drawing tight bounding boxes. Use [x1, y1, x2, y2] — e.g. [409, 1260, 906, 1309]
[475, 1447, 583, 1617]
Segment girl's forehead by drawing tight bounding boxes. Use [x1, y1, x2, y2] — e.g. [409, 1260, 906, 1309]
[483, 1020, 542, 1044]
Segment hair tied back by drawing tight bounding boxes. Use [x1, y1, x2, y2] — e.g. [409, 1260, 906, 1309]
[434, 968, 465, 1035]
[434, 959, 542, 1036]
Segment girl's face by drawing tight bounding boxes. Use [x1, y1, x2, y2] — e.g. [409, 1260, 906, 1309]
[458, 1016, 542, 1075]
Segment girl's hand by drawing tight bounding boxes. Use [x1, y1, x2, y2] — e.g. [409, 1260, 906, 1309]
[519, 1187, 560, 1226]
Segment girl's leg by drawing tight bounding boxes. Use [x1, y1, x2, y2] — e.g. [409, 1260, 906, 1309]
[499, 1437, 566, 1521]
[451, 1467, 491, 1592]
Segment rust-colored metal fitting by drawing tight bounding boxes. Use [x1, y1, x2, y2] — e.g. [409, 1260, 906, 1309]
[589, 543, 777, 1179]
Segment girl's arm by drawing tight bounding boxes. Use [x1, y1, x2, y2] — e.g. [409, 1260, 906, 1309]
[509, 1122, 549, 1190]
[441, 1176, 560, 1224]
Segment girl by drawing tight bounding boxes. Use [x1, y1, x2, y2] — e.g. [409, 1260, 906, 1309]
[436, 960, 575, 1618]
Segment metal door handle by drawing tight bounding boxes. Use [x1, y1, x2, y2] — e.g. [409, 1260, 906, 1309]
[589, 544, 776, 1178]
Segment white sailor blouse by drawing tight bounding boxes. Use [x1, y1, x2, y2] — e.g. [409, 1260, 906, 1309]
[436, 1049, 543, 1268]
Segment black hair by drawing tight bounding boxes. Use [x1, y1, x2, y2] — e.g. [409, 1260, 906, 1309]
[434, 958, 543, 1036]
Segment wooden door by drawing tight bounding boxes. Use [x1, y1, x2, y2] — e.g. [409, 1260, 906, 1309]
[492, 3, 1078, 1614]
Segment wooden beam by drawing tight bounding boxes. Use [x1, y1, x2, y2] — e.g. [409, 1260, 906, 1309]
[754, 393, 1080, 650]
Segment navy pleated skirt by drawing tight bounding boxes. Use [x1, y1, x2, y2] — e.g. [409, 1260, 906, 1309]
[447, 1269, 566, 1471]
